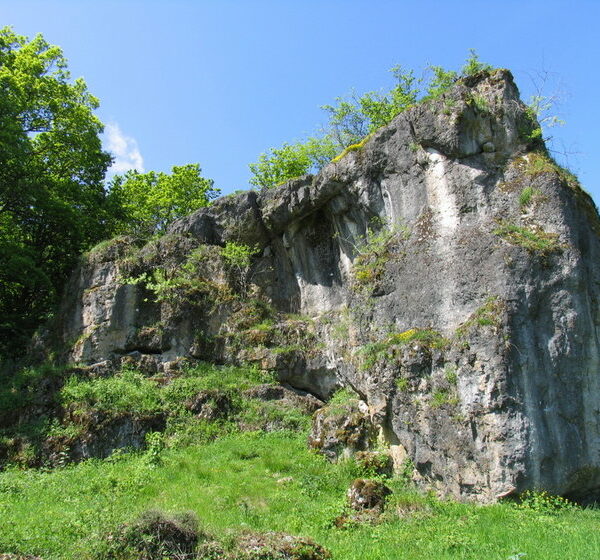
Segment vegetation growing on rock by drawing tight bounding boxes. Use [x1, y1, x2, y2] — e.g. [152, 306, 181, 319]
[2, 27, 600, 560]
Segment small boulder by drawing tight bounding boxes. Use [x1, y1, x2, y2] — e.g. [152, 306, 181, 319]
[233, 531, 331, 560]
[347, 478, 392, 512]
[185, 390, 235, 421]
[244, 383, 323, 414]
[111, 509, 201, 560]
[308, 399, 375, 461]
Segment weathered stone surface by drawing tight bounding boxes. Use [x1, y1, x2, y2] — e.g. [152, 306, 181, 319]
[59, 413, 166, 461]
[39, 69, 600, 501]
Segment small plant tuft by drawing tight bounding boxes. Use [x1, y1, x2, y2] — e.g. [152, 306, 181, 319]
[516, 490, 576, 514]
[518, 186, 543, 208]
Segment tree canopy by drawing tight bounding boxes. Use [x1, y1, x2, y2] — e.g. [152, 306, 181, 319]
[108, 163, 220, 237]
[248, 137, 337, 190]
[0, 27, 113, 356]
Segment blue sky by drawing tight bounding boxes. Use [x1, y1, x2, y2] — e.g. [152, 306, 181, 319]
[2, 1, 599, 201]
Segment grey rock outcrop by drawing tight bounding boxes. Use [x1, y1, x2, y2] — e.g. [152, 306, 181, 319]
[41, 69, 600, 502]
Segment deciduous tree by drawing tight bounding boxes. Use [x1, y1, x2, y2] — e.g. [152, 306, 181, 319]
[0, 27, 112, 356]
[108, 163, 219, 237]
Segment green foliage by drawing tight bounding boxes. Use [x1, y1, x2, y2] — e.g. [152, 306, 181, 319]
[395, 377, 409, 391]
[61, 368, 163, 417]
[327, 387, 359, 408]
[425, 66, 458, 99]
[469, 94, 489, 113]
[431, 389, 459, 409]
[527, 94, 565, 137]
[248, 136, 338, 189]
[521, 152, 581, 192]
[221, 241, 261, 294]
[461, 49, 493, 76]
[458, 296, 503, 332]
[108, 163, 219, 237]
[0, 361, 288, 465]
[516, 490, 576, 514]
[120, 245, 234, 306]
[144, 432, 165, 466]
[322, 65, 418, 148]
[0, 363, 64, 417]
[518, 186, 543, 208]
[221, 241, 260, 271]
[351, 220, 409, 294]
[444, 365, 458, 386]
[520, 105, 544, 144]
[0, 27, 113, 355]
[249, 51, 494, 191]
[0, 430, 597, 560]
[121, 269, 196, 304]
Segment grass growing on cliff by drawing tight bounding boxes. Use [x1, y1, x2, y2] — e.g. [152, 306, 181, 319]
[56, 361, 314, 449]
[359, 328, 448, 370]
[1, 429, 600, 560]
[493, 221, 562, 255]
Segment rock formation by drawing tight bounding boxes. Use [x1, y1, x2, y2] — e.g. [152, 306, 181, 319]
[38, 69, 600, 502]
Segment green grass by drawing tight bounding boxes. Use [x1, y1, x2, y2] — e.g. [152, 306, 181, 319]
[518, 186, 542, 208]
[359, 328, 448, 370]
[454, 296, 505, 342]
[1, 430, 599, 559]
[493, 221, 561, 255]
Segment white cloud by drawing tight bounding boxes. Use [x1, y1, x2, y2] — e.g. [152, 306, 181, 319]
[104, 122, 145, 174]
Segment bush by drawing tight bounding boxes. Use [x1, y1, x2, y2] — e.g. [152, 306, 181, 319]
[108, 164, 219, 237]
[249, 137, 337, 189]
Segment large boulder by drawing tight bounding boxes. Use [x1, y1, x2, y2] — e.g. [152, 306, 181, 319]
[36, 69, 600, 502]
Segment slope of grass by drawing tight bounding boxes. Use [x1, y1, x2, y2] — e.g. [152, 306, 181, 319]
[1, 429, 599, 560]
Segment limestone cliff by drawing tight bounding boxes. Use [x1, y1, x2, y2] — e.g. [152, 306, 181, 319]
[39, 69, 600, 502]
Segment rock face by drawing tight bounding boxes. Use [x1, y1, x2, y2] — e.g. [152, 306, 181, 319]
[40, 69, 600, 502]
